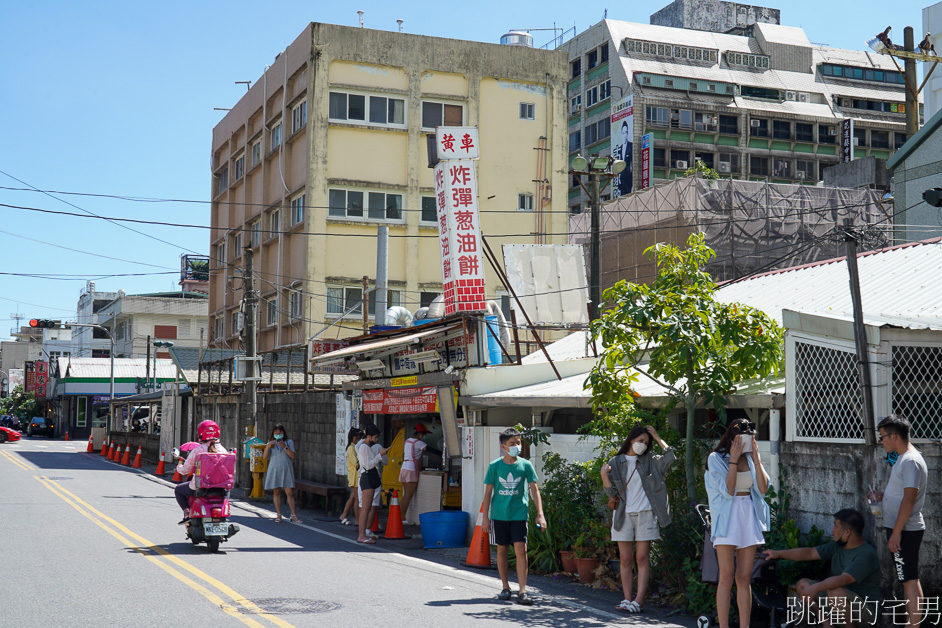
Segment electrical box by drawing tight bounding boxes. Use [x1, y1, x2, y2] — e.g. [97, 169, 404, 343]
[233, 356, 262, 381]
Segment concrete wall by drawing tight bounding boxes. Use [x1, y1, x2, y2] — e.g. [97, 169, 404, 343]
[823, 156, 890, 189]
[650, 0, 780, 33]
[891, 125, 942, 243]
[781, 441, 941, 594]
[925, 3, 942, 122]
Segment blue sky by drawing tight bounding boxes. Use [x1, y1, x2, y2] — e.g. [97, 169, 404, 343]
[0, 0, 926, 338]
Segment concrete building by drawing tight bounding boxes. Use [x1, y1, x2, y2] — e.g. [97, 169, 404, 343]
[564, 1, 915, 214]
[651, 0, 780, 34]
[72, 282, 119, 358]
[97, 292, 209, 359]
[209, 23, 569, 352]
[925, 2, 942, 121]
[887, 107, 942, 242]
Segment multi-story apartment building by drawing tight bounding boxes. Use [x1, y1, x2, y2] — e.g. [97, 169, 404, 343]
[209, 23, 569, 351]
[72, 282, 119, 358]
[98, 292, 209, 359]
[565, 0, 917, 213]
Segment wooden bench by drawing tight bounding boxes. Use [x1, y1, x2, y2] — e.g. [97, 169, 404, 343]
[293, 479, 347, 516]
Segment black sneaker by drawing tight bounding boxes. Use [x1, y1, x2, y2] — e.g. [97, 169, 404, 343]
[497, 589, 512, 601]
[516, 592, 534, 606]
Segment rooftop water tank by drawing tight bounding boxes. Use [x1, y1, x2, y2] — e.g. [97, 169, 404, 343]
[500, 31, 533, 47]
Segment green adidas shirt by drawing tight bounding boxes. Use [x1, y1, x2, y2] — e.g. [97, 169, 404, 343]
[485, 456, 538, 522]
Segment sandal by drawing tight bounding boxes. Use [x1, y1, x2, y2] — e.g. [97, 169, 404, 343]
[340, 517, 352, 525]
[274, 515, 282, 523]
[616, 600, 643, 613]
[290, 515, 302, 524]
[357, 538, 376, 544]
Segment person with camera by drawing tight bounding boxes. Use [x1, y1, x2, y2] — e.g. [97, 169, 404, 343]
[705, 419, 770, 628]
[355, 423, 387, 544]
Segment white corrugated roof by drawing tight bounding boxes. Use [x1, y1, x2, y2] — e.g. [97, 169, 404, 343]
[521, 330, 593, 364]
[717, 238, 942, 329]
[59, 358, 177, 379]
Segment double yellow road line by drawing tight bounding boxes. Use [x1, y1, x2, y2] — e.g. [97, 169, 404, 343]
[0, 449, 294, 628]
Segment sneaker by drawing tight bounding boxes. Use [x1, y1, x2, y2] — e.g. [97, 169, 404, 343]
[366, 530, 377, 538]
[516, 592, 534, 606]
[497, 589, 512, 601]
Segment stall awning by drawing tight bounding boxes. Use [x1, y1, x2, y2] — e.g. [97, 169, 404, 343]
[310, 325, 461, 365]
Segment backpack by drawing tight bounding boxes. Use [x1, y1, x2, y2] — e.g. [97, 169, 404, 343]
[194, 451, 236, 489]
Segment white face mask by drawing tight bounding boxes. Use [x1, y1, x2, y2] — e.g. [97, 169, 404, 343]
[507, 445, 521, 458]
[632, 441, 647, 455]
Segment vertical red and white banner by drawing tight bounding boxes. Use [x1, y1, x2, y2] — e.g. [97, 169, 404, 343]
[640, 133, 652, 190]
[434, 128, 486, 316]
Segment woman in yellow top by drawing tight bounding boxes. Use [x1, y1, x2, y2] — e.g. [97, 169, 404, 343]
[339, 428, 363, 524]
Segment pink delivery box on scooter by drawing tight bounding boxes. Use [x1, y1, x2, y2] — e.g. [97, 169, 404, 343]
[193, 452, 236, 490]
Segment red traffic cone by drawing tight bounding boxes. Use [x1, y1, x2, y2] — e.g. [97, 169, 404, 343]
[383, 490, 409, 540]
[462, 502, 494, 569]
[86, 436, 95, 453]
[101, 437, 109, 456]
[155, 452, 166, 476]
[131, 446, 142, 469]
[121, 444, 131, 466]
[64, 431, 70, 441]
[108, 442, 118, 461]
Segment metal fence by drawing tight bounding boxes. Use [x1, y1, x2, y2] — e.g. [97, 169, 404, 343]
[891, 344, 942, 440]
[793, 339, 864, 441]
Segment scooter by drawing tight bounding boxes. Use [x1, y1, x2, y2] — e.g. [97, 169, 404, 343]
[173, 445, 240, 552]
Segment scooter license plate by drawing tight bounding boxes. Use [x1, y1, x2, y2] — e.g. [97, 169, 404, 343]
[203, 522, 228, 536]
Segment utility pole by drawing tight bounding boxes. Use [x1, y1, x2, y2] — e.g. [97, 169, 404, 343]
[842, 221, 876, 446]
[375, 226, 388, 325]
[589, 174, 601, 322]
[904, 27, 918, 137]
[244, 247, 258, 436]
[145, 334, 151, 392]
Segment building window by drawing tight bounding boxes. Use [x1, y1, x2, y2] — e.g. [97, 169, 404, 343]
[585, 86, 598, 107]
[652, 148, 666, 168]
[328, 188, 401, 221]
[369, 95, 406, 125]
[327, 286, 363, 316]
[821, 63, 904, 85]
[587, 49, 598, 70]
[599, 80, 611, 101]
[718, 114, 738, 134]
[773, 159, 791, 178]
[421, 196, 437, 223]
[269, 208, 280, 235]
[215, 242, 226, 265]
[266, 297, 278, 327]
[819, 124, 836, 144]
[870, 130, 889, 149]
[214, 168, 228, 197]
[694, 152, 715, 169]
[670, 150, 690, 169]
[231, 232, 242, 256]
[670, 109, 693, 129]
[750, 156, 770, 176]
[646, 106, 670, 127]
[251, 140, 262, 167]
[421, 101, 463, 129]
[626, 38, 717, 63]
[570, 204, 582, 215]
[291, 100, 307, 133]
[250, 221, 260, 248]
[571, 58, 581, 78]
[269, 120, 282, 151]
[518, 193, 534, 212]
[368, 289, 402, 314]
[519, 102, 535, 120]
[726, 51, 770, 69]
[234, 154, 244, 181]
[584, 118, 611, 146]
[291, 194, 305, 225]
[600, 43, 609, 63]
[718, 152, 740, 174]
[214, 315, 223, 340]
[420, 292, 439, 308]
[796, 159, 814, 180]
[569, 130, 581, 152]
[894, 133, 907, 150]
[694, 113, 717, 132]
[749, 118, 769, 137]
[795, 122, 814, 143]
[772, 120, 791, 140]
[853, 127, 867, 147]
[570, 95, 582, 114]
[289, 290, 302, 320]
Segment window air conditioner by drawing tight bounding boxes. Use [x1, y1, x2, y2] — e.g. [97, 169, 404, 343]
[841, 98, 852, 107]
[785, 91, 797, 101]
[853, 137, 860, 146]
[751, 119, 762, 127]
[675, 160, 689, 169]
[718, 162, 731, 173]
[571, 104, 582, 115]
[796, 171, 806, 179]
[798, 92, 811, 102]
[828, 127, 837, 135]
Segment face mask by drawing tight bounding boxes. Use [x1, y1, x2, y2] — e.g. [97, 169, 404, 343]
[274, 434, 284, 440]
[836, 530, 849, 547]
[507, 445, 521, 458]
[632, 441, 648, 455]
[886, 451, 898, 466]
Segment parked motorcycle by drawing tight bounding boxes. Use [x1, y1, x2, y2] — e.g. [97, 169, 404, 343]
[173, 445, 239, 552]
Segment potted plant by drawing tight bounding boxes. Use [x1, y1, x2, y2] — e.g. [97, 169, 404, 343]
[572, 530, 603, 584]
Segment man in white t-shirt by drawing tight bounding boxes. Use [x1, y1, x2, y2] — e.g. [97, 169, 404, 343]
[877, 414, 927, 626]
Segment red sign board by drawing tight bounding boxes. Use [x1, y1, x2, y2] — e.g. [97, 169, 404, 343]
[25, 361, 49, 398]
[362, 386, 438, 414]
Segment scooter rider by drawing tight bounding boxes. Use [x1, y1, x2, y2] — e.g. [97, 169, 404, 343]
[175, 420, 229, 524]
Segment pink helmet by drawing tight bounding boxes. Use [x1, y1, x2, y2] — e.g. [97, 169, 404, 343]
[197, 420, 221, 441]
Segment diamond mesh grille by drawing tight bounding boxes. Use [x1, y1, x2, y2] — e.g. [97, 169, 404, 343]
[891, 345, 942, 440]
[794, 340, 864, 440]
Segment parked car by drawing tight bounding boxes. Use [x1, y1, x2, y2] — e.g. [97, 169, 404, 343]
[27, 416, 55, 438]
[0, 426, 21, 443]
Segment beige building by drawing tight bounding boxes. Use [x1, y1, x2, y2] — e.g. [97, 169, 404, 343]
[209, 23, 569, 352]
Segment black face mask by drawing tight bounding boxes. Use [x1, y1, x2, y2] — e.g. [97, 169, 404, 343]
[836, 537, 849, 547]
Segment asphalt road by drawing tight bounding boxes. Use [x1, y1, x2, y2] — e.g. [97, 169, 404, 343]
[0, 438, 697, 627]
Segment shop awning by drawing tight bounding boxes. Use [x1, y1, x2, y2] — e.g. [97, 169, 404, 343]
[310, 325, 462, 366]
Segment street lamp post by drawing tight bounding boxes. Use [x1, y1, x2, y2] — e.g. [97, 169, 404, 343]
[69, 323, 115, 432]
[153, 341, 174, 392]
[570, 154, 627, 321]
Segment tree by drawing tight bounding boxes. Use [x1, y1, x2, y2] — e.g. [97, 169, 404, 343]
[0, 386, 41, 423]
[587, 233, 784, 501]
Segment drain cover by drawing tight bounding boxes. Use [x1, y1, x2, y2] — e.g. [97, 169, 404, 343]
[235, 598, 340, 615]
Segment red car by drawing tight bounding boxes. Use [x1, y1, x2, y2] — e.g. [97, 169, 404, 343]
[0, 426, 21, 443]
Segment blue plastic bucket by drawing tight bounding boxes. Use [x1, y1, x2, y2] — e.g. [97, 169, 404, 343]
[412, 318, 439, 326]
[369, 325, 400, 334]
[419, 510, 469, 549]
[484, 315, 502, 365]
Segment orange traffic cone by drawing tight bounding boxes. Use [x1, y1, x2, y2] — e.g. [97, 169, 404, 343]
[121, 444, 131, 466]
[155, 452, 166, 476]
[86, 436, 95, 453]
[101, 437, 109, 456]
[108, 442, 118, 461]
[383, 490, 410, 540]
[64, 431, 70, 441]
[462, 502, 494, 569]
[171, 462, 183, 482]
[131, 446, 142, 468]
[370, 508, 381, 533]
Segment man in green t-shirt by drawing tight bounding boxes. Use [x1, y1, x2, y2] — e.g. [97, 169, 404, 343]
[481, 428, 546, 606]
[766, 509, 881, 627]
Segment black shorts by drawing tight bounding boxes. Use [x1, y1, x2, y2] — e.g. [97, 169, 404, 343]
[885, 527, 924, 582]
[491, 519, 528, 546]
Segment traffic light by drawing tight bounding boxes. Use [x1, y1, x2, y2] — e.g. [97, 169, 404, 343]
[29, 319, 57, 329]
[924, 188, 942, 207]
